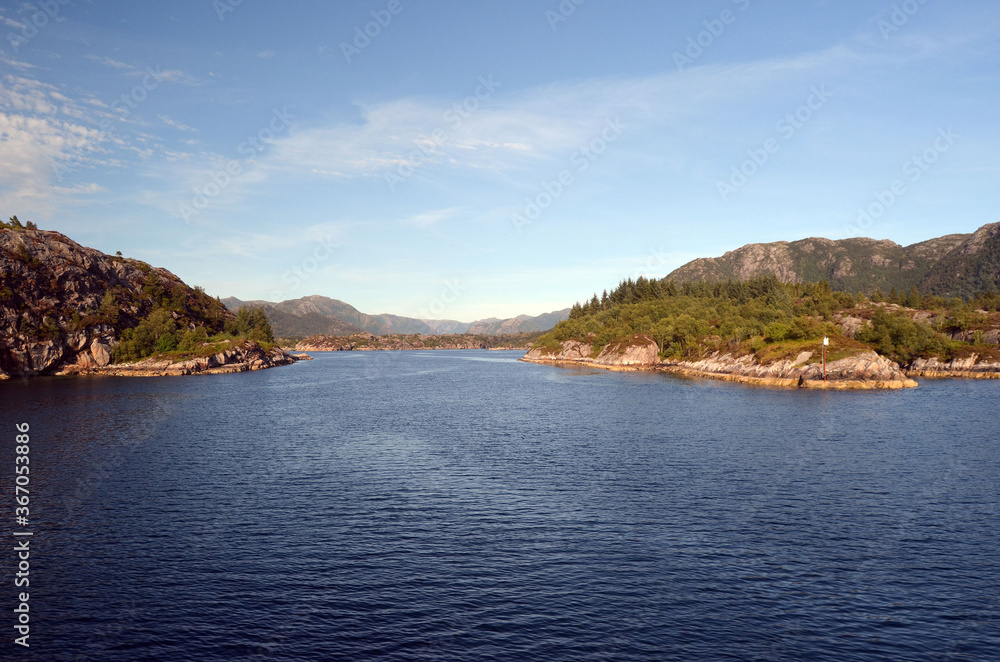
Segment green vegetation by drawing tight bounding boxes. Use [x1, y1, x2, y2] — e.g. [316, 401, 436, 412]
[1, 215, 37, 230]
[111, 304, 273, 363]
[226, 305, 274, 343]
[558, 275, 839, 359]
[539, 275, 1000, 366]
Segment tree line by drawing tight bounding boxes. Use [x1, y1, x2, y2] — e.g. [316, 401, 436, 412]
[544, 275, 1000, 364]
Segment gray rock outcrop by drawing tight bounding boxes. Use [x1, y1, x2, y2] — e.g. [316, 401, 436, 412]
[906, 355, 1000, 378]
[56, 340, 305, 377]
[1, 227, 233, 378]
[522, 334, 661, 370]
[523, 337, 917, 389]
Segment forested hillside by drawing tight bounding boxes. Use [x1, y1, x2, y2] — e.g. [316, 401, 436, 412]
[539, 274, 1000, 367]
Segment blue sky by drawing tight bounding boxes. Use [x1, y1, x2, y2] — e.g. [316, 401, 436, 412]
[1, 1, 998, 320]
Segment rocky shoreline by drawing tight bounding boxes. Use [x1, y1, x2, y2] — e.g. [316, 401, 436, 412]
[521, 334, 926, 389]
[904, 356, 1000, 379]
[51, 341, 308, 378]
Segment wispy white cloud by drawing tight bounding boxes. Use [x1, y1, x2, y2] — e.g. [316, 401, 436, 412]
[158, 114, 196, 132]
[257, 50, 276, 59]
[0, 56, 36, 70]
[142, 221, 349, 264]
[0, 68, 190, 216]
[139, 67, 205, 87]
[266, 46, 859, 186]
[400, 207, 463, 229]
[0, 11, 25, 30]
[0, 110, 106, 212]
[85, 55, 133, 70]
[84, 54, 206, 86]
[216, 222, 345, 257]
[0, 74, 109, 206]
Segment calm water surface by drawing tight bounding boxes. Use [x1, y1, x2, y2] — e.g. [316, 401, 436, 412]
[1, 350, 997, 660]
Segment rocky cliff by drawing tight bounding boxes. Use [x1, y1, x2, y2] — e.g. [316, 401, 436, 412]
[666, 223, 1000, 299]
[0, 227, 232, 379]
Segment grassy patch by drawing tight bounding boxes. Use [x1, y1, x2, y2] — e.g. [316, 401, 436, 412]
[949, 343, 1000, 362]
[743, 336, 870, 364]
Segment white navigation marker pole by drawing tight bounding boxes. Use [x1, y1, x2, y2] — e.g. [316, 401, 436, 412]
[822, 336, 829, 382]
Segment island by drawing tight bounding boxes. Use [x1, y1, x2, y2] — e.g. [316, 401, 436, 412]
[521, 271, 1000, 390]
[0, 220, 307, 379]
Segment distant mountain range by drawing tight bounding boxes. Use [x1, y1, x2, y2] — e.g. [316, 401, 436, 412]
[222, 294, 570, 338]
[232, 223, 1000, 341]
[666, 222, 1000, 298]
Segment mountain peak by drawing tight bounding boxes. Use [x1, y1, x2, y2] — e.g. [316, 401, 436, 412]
[223, 292, 571, 338]
[667, 223, 998, 298]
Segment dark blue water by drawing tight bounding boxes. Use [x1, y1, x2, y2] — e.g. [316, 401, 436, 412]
[1, 350, 998, 660]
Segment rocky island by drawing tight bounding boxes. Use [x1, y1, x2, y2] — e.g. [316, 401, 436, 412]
[522, 227, 1000, 390]
[522, 334, 919, 389]
[0, 220, 305, 380]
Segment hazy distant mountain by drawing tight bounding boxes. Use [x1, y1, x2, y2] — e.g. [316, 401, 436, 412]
[666, 222, 1000, 298]
[223, 294, 570, 338]
[466, 309, 572, 335]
